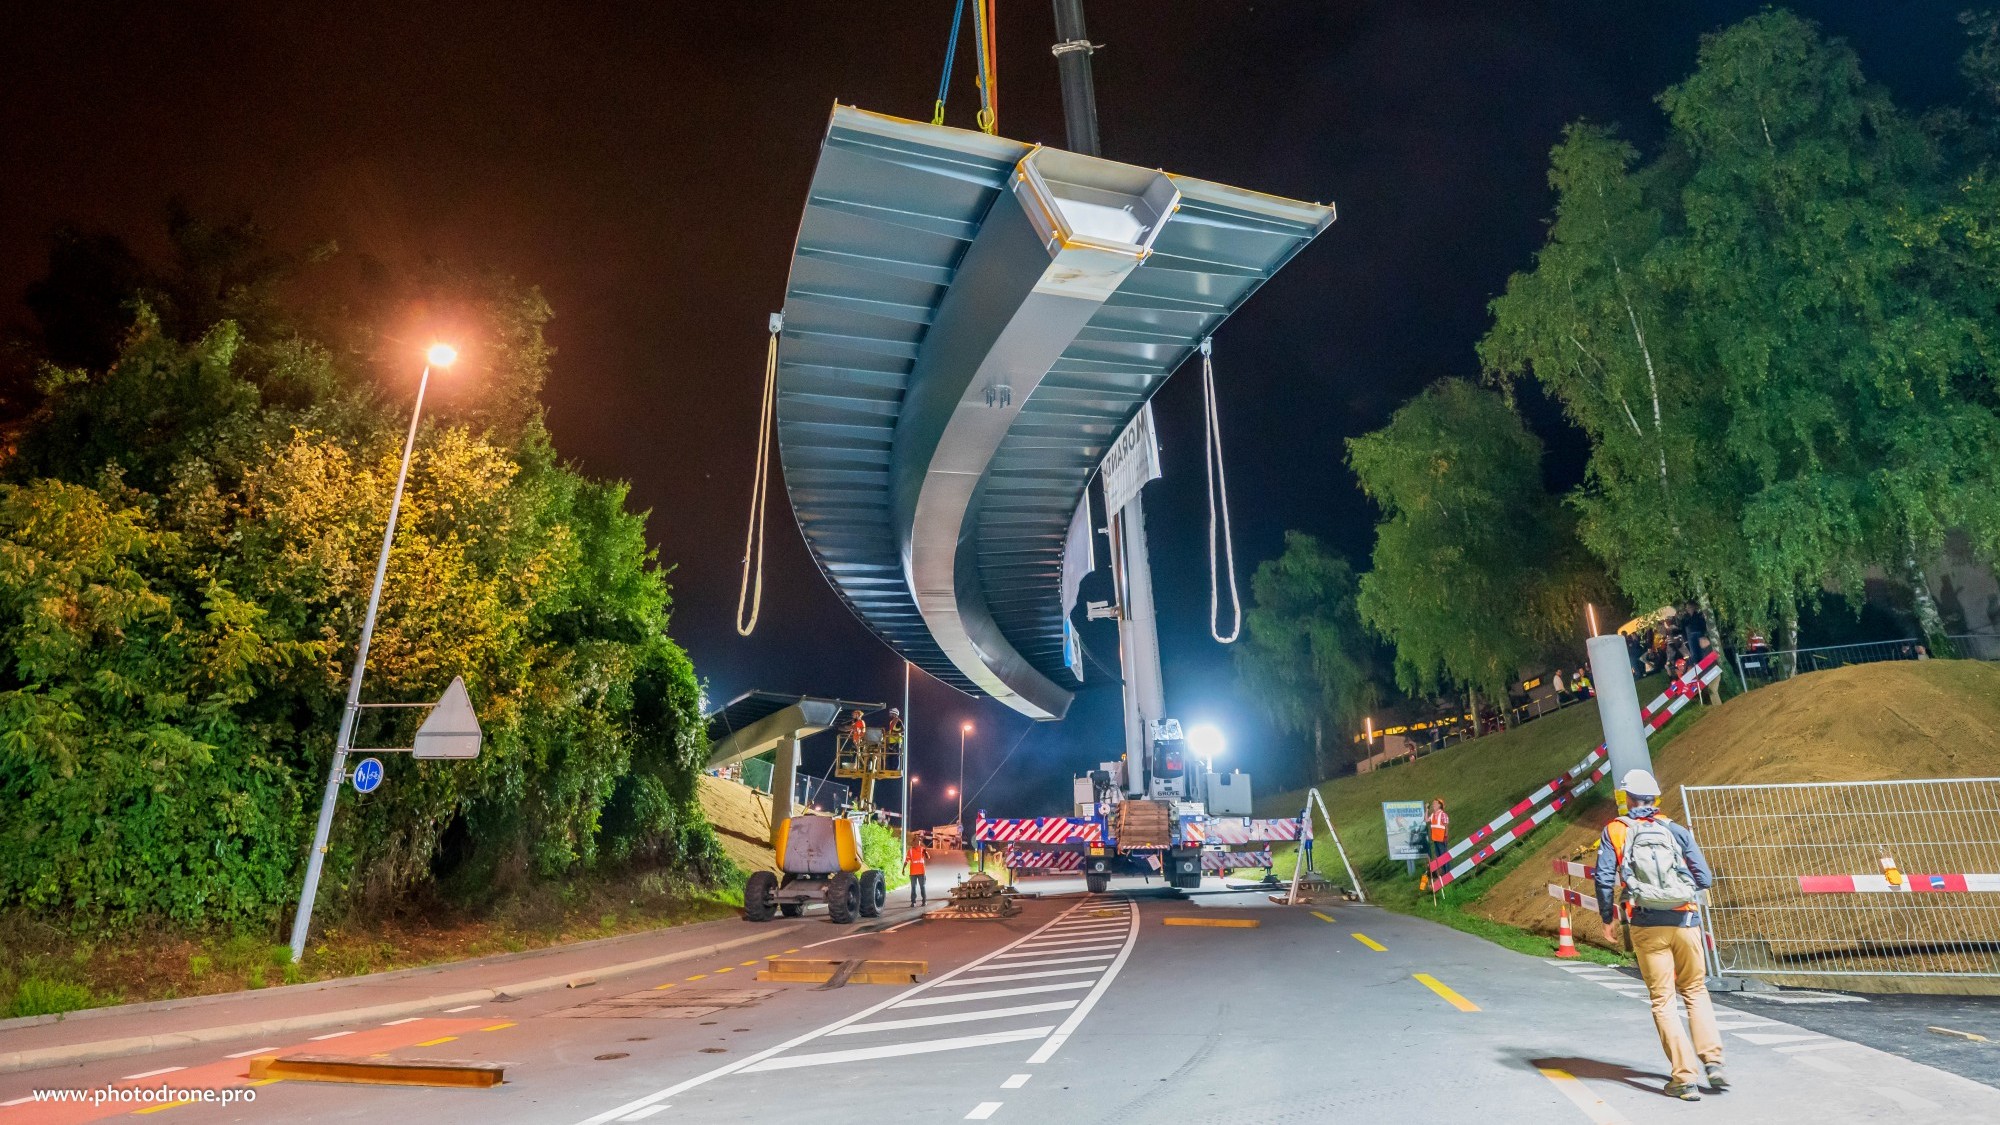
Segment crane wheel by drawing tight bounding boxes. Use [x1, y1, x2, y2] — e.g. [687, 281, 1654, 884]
[1085, 872, 1110, 895]
[744, 870, 779, 922]
[826, 871, 860, 924]
[858, 869, 886, 918]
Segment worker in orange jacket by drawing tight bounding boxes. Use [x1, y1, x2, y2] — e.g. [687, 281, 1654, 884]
[905, 834, 928, 906]
[1426, 798, 1450, 865]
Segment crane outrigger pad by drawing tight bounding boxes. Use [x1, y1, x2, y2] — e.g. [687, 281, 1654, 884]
[775, 105, 1333, 719]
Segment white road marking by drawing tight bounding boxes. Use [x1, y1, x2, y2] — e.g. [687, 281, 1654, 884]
[1793, 1054, 1847, 1074]
[382, 1017, 421, 1026]
[830, 1001, 1080, 1036]
[0, 1096, 34, 1107]
[1041, 921, 1128, 934]
[570, 899, 1125, 1124]
[309, 1030, 353, 1041]
[996, 936, 1128, 952]
[1869, 1086, 1941, 1111]
[935, 966, 1105, 986]
[962, 953, 1113, 971]
[896, 981, 1097, 1007]
[1733, 1031, 1829, 1046]
[224, 1046, 280, 1059]
[1014, 935, 1130, 951]
[618, 1106, 671, 1121]
[444, 1004, 481, 1013]
[966, 1102, 1003, 1120]
[120, 1066, 184, 1080]
[883, 918, 922, 932]
[1536, 1067, 1631, 1125]
[1025, 899, 1141, 1065]
[1002, 1074, 1031, 1089]
[1775, 1040, 1864, 1054]
[740, 1027, 1055, 1073]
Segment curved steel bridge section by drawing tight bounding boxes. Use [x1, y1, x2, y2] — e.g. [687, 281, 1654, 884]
[775, 106, 1333, 720]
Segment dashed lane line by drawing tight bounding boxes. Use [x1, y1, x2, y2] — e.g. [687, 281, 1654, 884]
[1536, 1067, 1631, 1125]
[1413, 974, 1481, 1012]
[1002, 1074, 1031, 1089]
[223, 1046, 280, 1059]
[119, 1067, 185, 1081]
[1310, 911, 1336, 924]
[966, 1102, 1003, 1120]
[1351, 933, 1386, 952]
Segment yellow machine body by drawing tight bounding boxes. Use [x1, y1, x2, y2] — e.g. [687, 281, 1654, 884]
[773, 814, 863, 876]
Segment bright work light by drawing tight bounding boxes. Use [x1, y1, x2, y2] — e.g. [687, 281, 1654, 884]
[426, 343, 459, 368]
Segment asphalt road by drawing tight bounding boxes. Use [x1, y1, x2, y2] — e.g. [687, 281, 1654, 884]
[6, 874, 1999, 1124]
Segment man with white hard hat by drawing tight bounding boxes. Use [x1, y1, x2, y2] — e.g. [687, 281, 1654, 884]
[1593, 768, 1726, 1101]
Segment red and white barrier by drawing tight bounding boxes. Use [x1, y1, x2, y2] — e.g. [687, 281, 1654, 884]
[1640, 652, 1721, 731]
[1553, 858, 1590, 879]
[1204, 818, 1302, 844]
[1428, 749, 1606, 874]
[1547, 883, 1593, 908]
[1002, 849, 1084, 873]
[1428, 766, 1605, 891]
[1202, 850, 1274, 872]
[976, 816, 1103, 844]
[1798, 873, 2000, 894]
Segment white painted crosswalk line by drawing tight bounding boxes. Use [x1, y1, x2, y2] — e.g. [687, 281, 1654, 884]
[1734, 1031, 1829, 1046]
[935, 966, 1105, 986]
[992, 945, 1121, 961]
[1002, 1074, 1031, 1089]
[962, 953, 1114, 972]
[1018, 934, 1129, 950]
[1776, 1040, 1863, 1054]
[738, 1027, 1056, 1073]
[896, 980, 1097, 1007]
[829, 1001, 1080, 1036]
[966, 1103, 1003, 1120]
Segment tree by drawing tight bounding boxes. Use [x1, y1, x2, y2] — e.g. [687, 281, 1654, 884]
[1234, 532, 1382, 780]
[1347, 381, 1608, 726]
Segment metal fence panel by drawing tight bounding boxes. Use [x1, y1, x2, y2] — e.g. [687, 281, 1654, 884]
[1683, 778, 2000, 979]
[1737, 635, 1999, 691]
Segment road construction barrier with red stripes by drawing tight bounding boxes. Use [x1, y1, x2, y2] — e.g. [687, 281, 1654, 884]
[1428, 765, 1606, 891]
[1203, 818, 1302, 844]
[1003, 849, 1084, 873]
[1203, 850, 1274, 872]
[975, 816, 1103, 844]
[1553, 858, 1590, 879]
[1640, 651, 1721, 731]
[1428, 749, 1606, 874]
[1799, 873, 2000, 894]
[1547, 884, 1592, 908]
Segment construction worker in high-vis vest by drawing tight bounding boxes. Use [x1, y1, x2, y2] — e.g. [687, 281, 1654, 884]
[905, 834, 928, 905]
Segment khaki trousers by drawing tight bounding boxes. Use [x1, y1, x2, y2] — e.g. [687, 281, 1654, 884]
[1631, 924, 1724, 1086]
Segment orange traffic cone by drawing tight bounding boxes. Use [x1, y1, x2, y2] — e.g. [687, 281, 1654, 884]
[1555, 904, 1579, 959]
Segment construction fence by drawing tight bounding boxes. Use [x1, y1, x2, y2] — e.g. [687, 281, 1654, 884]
[1682, 778, 2000, 981]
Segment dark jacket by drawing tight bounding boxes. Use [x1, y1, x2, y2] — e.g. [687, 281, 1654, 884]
[1594, 804, 1712, 928]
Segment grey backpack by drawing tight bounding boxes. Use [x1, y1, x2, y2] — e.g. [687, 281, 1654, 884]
[1619, 816, 1698, 911]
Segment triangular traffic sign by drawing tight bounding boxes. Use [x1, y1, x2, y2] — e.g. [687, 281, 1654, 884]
[414, 675, 482, 759]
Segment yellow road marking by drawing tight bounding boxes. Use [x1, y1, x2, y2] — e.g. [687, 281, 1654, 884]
[1351, 932, 1386, 951]
[1311, 911, 1336, 923]
[783, 948, 800, 954]
[134, 1100, 196, 1114]
[1536, 1067, 1630, 1124]
[246, 1079, 282, 1087]
[1413, 973, 1480, 1012]
[480, 1022, 515, 1032]
[686, 973, 707, 981]
[654, 982, 676, 990]
[415, 1035, 459, 1047]
[740, 960, 759, 966]
[714, 966, 734, 973]
[1161, 916, 1259, 928]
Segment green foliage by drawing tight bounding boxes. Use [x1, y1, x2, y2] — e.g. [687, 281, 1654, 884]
[1347, 381, 1610, 712]
[860, 821, 909, 891]
[1235, 532, 1382, 778]
[5, 976, 96, 1018]
[0, 223, 723, 935]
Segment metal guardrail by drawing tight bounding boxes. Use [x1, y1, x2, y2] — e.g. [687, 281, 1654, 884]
[1736, 634, 1998, 690]
[1683, 778, 2000, 980]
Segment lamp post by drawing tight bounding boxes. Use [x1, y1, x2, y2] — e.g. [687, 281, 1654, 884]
[958, 721, 972, 837]
[287, 343, 457, 963]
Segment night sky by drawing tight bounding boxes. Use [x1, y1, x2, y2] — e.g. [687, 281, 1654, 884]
[0, 2, 1966, 826]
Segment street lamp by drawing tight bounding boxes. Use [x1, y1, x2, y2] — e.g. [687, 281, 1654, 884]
[288, 343, 457, 963]
[958, 722, 973, 836]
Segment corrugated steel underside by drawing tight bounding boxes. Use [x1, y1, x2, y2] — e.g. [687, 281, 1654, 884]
[776, 106, 1332, 702]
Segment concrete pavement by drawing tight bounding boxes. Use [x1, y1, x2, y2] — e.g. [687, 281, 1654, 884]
[4, 872, 1997, 1123]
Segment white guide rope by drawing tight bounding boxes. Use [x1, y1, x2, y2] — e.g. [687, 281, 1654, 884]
[1201, 337, 1241, 643]
[736, 314, 780, 637]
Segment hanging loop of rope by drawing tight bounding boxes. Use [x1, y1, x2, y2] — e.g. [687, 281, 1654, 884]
[931, 0, 966, 126]
[972, 0, 998, 134]
[736, 313, 781, 637]
[1201, 336, 1242, 644]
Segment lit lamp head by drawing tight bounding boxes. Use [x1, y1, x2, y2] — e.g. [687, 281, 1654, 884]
[426, 343, 459, 368]
[1187, 723, 1225, 765]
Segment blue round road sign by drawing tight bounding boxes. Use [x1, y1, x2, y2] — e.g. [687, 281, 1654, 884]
[351, 756, 385, 794]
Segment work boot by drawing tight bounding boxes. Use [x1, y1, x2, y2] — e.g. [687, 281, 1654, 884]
[1705, 1065, 1729, 1091]
[1663, 1081, 1701, 1102]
